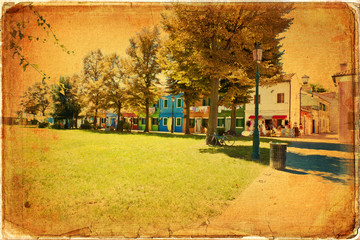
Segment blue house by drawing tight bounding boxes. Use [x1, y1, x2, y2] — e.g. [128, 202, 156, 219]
[158, 94, 184, 133]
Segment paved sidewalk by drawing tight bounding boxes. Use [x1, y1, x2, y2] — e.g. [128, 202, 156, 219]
[174, 140, 356, 238]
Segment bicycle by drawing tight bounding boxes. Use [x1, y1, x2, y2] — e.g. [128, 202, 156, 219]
[208, 132, 235, 146]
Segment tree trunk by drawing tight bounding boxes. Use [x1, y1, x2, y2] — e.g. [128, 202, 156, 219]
[185, 98, 191, 135]
[117, 106, 123, 132]
[94, 109, 98, 129]
[144, 98, 150, 132]
[206, 77, 220, 144]
[230, 101, 237, 134]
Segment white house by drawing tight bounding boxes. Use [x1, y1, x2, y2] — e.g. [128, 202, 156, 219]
[245, 73, 302, 133]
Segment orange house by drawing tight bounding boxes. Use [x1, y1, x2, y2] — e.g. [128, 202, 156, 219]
[183, 98, 211, 134]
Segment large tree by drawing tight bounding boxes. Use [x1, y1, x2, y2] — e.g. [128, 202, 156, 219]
[81, 49, 107, 128]
[103, 54, 130, 131]
[20, 81, 51, 116]
[219, 77, 253, 134]
[162, 3, 293, 143]
[126, 27, 162, 132]
[52, 76, 82, 128]
[159, 33, 210, 134]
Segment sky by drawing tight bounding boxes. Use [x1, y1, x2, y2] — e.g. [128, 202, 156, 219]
[2, 2, 356, 117]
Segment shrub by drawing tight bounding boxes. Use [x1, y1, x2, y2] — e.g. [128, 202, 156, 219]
[30, 119, 39, 125]
[123, 121, 132, 132]
[80, 120, 92, 129]
[51, 122, 62, 129]
[38, 122, 49, 128]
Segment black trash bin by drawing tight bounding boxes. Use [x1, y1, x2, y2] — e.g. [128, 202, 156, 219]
[270, 142, 288, 170]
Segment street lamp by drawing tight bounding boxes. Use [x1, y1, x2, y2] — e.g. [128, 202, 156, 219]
[171, 95, 175, 133]
[300, 75, 309, 135]
[252, 42, 263, 161]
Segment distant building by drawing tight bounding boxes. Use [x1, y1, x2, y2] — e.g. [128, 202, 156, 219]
[138, 102, 159, 131]
[332, 63, 359, 144]
[159, 94, 184, 133]
[245, 73, 302, 133]
[183, 97, 210, 134]
[217, 105, 246, 134]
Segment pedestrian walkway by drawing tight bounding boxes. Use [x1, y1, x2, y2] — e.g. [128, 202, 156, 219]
[173, 138, 356, 238]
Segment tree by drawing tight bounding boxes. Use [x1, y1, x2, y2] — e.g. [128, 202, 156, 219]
[20, 81, 51, 116]
[162, 3, 293, 143]
[126, 27, 162, 132]
[103, 54, 130, 131]
[159, 32, 209, 134]
[310, 83, 328, 93]
[81, 49, 107, 128]
[5, 3, 73, 82]
[52, 76, 82, 128]
[219, 78, 253, 134]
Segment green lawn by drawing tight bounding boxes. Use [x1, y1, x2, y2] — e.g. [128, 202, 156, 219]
[4, 126, 273, 237]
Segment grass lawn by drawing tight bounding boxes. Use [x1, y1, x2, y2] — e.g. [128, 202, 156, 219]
[4, 126, 276, 237]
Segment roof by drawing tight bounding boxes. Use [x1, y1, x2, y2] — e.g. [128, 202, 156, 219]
[282, 73, 296, 81]
[332, 69, 356, 86]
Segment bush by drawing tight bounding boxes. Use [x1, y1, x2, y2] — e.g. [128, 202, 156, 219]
[123, 121, 132, 132]
[51, 122, 62, 129]
[30, 119, 39, 125]
[80, 120, 92, 129]
[38, 122, 49, 128]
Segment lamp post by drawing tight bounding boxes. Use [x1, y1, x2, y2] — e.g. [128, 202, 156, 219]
[252, 42, 263, 161]
[171, 95, 175, 133]
[300, 75, 309, 135]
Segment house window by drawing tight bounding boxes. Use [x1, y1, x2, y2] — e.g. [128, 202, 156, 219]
[236, 118, 244, 128]
[202, 99, 206, 106]
[217, 118, 224, 127]
[164, 99, 168, 108]
[152, 118, 158, 125]
[163, 118, 168, 126]
[254, 95, 261, 104]
[202, 118, 208, 127]
[277, 93, 284, 103]
[208, 98, 211, 106]
[189, 118, 195, 127]
[176, 117, 181, 126]
[177, 98, 182, 108]
[133, 118, 138, 125]
[141, 118, 146, 125]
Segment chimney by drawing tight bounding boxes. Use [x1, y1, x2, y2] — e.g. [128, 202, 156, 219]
[340, 63, 347, 72]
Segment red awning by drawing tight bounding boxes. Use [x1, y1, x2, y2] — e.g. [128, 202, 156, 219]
[121, 112, 137, 118]
[249, 115, 262, 119]
[272, 115, 287, 119]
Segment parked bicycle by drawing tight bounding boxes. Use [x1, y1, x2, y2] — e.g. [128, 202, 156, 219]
[208, 131, 235, 146]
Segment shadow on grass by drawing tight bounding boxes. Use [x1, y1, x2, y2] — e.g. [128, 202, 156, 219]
[199, 145, 270, 166]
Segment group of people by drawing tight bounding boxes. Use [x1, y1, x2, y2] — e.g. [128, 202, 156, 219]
[245, 120, 302, 138]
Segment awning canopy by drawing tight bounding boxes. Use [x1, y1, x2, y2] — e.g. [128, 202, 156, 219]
[249, 115, 262, 119]
[121, 112, 137, 118]
[272, 115, 287, 119]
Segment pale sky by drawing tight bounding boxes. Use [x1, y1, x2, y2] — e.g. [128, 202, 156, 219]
[2, 2, 356, 117]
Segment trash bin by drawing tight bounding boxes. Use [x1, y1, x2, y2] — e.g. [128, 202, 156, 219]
[269, 142, 288, 170]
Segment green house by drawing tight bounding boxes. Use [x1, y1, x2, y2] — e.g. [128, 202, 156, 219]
[217, 105, 246, 134]
[138, 102, 159, 131]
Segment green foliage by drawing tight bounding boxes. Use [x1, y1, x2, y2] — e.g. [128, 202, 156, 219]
[52, 76, 82, 121]
[310, 83, 328, 93]
[126, 27, 162, 132]
[80, 120, 92, 129]
[38, 121, 49, 128]
[51, 122, 62, 129]
[20, 81, 51, 116]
